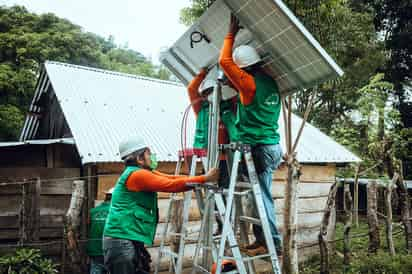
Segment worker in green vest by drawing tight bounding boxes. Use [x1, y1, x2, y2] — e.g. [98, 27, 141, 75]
[187, 69, 238, 236]
[87, 188, 113, 274]
[219, 15, 283, 257]
[187, 68, 239, 150]
[103, 136, 219, 274]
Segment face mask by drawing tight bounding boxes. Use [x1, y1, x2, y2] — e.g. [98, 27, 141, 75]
[207, 94, 214, 103]
[150, 153, 158, 170]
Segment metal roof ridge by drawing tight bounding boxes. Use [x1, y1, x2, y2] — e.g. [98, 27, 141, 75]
[44, 60, 183, 87]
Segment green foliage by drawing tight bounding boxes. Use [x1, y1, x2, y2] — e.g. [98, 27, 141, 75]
[350, 252, 412, 274]
[300, 221, 412, 274]
[0, 104, 24, 140]
[179, 0, 212, 26]
[0, 5, 171, 141]
[0, 248, 58, 274]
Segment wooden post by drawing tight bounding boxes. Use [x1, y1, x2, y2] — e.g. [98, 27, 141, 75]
[353, 165, 360, 227]
[64, 180, 86, 274]
[367, 180, 380, 254]
[84, 165, 97, 240]
[170, 198, 184, 267]
[395, 172, 412, 252]
[385, 174, 398, 256]
[343, 183, 352, 266]
[19, 178, 41, 244]
[319, 182, 338, 274]
[283, 154, 300, 274]
[19, 180, 27, 245]
[28, 178, 41, 241]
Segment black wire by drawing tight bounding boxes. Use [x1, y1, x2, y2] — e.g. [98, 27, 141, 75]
[190, 31, 211, 48]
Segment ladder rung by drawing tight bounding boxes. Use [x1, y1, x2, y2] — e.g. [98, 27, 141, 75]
[236, 182, 252, 189]
[168, 232, 184, 236]
[160, 249, 179, 258]
[242, 253, 273, 262]
[239, 216, 261, 225]
[193, 264, 211, 273]
[233, 190, 251, 196]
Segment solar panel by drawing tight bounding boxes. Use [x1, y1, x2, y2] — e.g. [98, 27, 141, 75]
[160, 0, 343, 95]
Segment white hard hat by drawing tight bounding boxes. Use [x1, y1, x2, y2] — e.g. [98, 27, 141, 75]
[105, 187, 115, 194]
[221, 85, 238, 100]
[199, 79, 215, 95]
[119, 136, 147, 159]
[232, 45, 262, 68]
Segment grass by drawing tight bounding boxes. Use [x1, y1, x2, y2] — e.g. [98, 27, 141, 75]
[299, 219, 412, 274]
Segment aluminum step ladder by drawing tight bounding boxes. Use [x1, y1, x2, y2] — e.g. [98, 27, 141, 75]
[154, 150, 207, 274]
[192, 144, 281, 274]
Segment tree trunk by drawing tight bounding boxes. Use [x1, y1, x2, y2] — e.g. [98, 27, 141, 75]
[367, 180, 380, 254]
[319, 182, 338, 274]
[343, 184, 352, 266]
[64, 180, 86, 274]
[283, 156, 300, 274]
[395, 173, 412, 252]
[385, 174, 398, 256]
[353, 165, 360, 227]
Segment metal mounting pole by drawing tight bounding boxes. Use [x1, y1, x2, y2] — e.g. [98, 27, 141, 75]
[202, 73, 222, 270]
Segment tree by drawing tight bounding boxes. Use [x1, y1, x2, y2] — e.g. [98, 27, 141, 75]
[359, 0, 412, 178]
[0, 5, 171, 141]
[179, 0, 215, 26]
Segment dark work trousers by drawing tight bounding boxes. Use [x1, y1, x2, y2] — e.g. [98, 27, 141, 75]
[215, 158, 230, 233]
[103, 237, 151, 274]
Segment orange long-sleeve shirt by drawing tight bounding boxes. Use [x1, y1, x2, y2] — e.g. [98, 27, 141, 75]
[125, 169, 206, 193]
[187, 70, 207, 116]
[219, 33, 256, 106]
[188, 70, 232, 148]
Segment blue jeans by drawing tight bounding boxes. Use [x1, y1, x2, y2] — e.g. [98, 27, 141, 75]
[251, 144, 283, 248]
[90, 256, 107, 274]
[103, 237, 151, 274]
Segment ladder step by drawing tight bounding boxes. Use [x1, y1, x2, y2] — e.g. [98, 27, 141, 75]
[168, 232, 184, 236]
[235, 182, 252, 189]
[193, 264, 211, 273]
[233, 190, 251, 196]
[160, 249, 179, 258]
[242, 253, 273, 262]
[239, 216, 261, 226]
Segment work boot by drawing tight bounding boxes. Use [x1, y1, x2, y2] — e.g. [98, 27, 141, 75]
[244, 244, 268, 257]
[239, 241, 261, 252]
[240, 242, 261, 250]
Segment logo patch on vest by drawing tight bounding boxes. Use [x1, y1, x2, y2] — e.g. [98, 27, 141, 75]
[264, 94, 279, 106]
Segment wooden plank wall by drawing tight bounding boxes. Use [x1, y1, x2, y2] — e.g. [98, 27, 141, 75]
[0, 167, 80, 241]
[96, 162, 336, 271]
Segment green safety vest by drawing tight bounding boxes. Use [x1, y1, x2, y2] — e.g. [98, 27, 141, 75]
[103, 166, 158, 246]
[236, 72, 281, 145]
[86, 201, 110, 256]
[193, 100, 239, 148]
[221, 99, 239, 143]
[193, 101, 210, 149]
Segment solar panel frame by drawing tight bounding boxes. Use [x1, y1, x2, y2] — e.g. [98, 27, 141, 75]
[160, 0, 343, 95]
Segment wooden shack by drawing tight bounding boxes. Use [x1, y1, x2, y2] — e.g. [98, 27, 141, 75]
[0, 61, 360, 271]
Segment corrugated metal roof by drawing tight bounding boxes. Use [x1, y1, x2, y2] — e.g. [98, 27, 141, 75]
[0, 138, 75, 147]
[22, 61, 360, 164]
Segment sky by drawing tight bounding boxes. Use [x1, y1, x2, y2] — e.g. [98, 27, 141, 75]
[0, 0, 191, 63]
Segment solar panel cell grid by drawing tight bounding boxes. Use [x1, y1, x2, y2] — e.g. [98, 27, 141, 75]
[160, 0, 343, 95]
